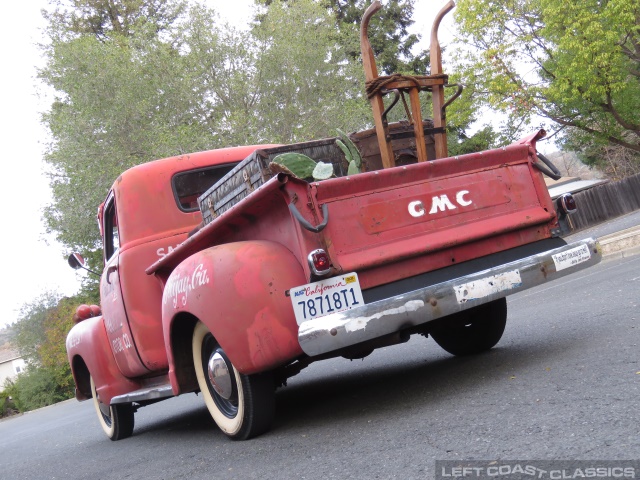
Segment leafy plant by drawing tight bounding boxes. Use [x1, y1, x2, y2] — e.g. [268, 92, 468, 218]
[0, 388, 18, 418]
[269, 153, 335, 180]
[2, 366, 73, 413]
[335, 128, 362, 175]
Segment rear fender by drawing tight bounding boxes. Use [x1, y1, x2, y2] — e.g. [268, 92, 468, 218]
[66, 316, 141, 403]
[163, 241, 305, 392]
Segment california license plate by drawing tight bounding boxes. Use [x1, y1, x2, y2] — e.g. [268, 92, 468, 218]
[290, 273, 365, 325]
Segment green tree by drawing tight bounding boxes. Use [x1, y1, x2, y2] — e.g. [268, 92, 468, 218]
[40, 0, 487, 272]
[13, 292, 59, 365]
[454, 0, 640, 164]
[448, 125, 499, 156]
[328, 0, 430, 75]
[41, 0, 203, 280]
[8, 293, 84, 411]
[561, 132, 640, 180]
[13, 293, 82, 367]
[40, 0, 371, 268]
[0, 389, 18, 418]
[43, 0, 186, 39]
[256, 0, 429, 74]
[248, 0, 370, 142]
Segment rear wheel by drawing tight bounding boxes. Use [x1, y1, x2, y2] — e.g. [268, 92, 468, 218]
[430, 298, 507, 356]
[192, 322, 275, 440]
[90, 376, 134, 441]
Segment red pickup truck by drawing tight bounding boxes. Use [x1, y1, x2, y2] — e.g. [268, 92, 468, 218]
[66, 130, 601, 441]
[65, 1, 601, 441]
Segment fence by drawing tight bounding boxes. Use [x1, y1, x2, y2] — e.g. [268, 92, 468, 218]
[567, 172, 640, 231]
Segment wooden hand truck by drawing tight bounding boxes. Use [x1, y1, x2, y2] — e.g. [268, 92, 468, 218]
[360, 1, 459, 168]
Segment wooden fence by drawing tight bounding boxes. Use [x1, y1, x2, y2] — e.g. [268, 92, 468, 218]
[567, 172, 640, 231]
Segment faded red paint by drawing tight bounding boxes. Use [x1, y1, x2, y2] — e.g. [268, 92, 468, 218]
[162, 241, 305, 378]
[67, 132, 561, 406]
[67, 146, 278, 399]
[66, 315, 142, 405]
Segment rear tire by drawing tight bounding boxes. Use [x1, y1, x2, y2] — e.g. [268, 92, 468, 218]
[192, 322, 275, 440]
[430, 298, 507, 356]
[90, 376, 134, 441]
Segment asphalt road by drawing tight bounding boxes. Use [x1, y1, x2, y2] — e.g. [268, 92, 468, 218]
[1, 254, 639, 480]
[567, 209, 640, 241]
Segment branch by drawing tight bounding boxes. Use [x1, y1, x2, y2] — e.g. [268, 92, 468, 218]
[540, 107, 640, 153]
[600, 90, 640, 134]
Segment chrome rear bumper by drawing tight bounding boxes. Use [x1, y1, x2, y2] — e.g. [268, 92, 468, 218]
[298, 238, 601, 356]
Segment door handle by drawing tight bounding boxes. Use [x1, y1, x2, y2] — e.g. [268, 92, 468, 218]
[106, 265, 118, 284]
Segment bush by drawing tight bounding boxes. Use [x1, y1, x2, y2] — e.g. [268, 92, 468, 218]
[0, 381, 19, 418]
[4, 366, 74, 412]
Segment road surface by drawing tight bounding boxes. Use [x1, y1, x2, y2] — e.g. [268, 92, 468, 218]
[1, 255, 638, 480]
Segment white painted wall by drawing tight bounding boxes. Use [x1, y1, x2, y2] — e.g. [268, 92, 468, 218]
[0, 357, 25, 389]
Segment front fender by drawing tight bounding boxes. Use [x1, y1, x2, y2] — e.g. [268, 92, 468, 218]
[66, 316, 141, 404]
[163, 241, 306, 380]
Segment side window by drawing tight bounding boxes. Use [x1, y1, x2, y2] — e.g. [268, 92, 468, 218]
[104, 196, 119, 260]
[172, 164, 237, 212]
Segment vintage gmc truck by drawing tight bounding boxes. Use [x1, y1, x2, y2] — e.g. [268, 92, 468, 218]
[65, 1, 602, 441]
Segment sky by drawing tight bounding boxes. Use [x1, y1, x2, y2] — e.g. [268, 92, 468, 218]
[0, 1, 453, 329]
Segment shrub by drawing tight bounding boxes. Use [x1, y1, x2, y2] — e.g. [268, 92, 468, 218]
[0, 381, 19, 418]
[4, 366, 74, 412]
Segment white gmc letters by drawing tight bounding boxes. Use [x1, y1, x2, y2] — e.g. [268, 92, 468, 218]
[408, 190, 472, 218]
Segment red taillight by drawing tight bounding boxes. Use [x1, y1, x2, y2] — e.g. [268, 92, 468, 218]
[308, 249, 331, 276]
[557, 193, 577, 215]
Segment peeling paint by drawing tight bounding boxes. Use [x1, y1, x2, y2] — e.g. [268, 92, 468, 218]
[454, 270, 522, 304]
[344, 300, 425, 332]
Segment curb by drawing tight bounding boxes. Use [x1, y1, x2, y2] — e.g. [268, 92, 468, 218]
[0, 398, 76, 422]
[598, 225, 640, 260]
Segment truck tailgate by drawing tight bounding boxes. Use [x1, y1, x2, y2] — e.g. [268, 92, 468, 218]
[309, 143, 555, 288]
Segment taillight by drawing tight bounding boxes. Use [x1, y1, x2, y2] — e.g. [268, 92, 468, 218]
[557, 193, 577, 215]
[308, 249, 331, 276]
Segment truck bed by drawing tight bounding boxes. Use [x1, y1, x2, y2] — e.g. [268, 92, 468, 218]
[149, 140, 556, 288]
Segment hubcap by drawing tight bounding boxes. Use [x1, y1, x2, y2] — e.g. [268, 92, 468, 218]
[98, 401, 111, 419]
[207, 351, 233, 400]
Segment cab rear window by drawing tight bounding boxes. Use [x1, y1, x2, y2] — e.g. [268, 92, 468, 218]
[172, 164, 237, 212]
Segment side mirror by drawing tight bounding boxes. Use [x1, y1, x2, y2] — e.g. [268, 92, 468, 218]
[67, 252, 100, 276]
[68, 253, 86, 270]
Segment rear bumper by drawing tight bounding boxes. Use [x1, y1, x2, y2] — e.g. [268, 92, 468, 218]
[298, 238, 601, 356]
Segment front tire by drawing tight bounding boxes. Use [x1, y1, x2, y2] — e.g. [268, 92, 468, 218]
[192, 322, 275, 440]
[430, 298, 507, 356]
[90, 376, 134, 441]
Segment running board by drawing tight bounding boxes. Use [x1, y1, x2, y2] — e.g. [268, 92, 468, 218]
[111, 384, 174, 405]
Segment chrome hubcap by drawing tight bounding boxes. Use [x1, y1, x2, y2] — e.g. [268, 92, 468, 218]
[207, 351, 233, 400]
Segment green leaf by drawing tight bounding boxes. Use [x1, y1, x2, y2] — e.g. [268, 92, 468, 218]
[347, 160, 360, 175]
[335, 139, 352, 162]
[271, 153, 317, 179]
[312, 161, 334, 180]
[336, 128, 362, 167]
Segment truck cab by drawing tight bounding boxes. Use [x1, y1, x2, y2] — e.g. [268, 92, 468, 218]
[66, 146, 272, 439]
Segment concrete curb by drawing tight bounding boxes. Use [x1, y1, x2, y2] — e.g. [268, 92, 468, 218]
[0, 398, 76, 422]
[598, 225, 640, 260]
